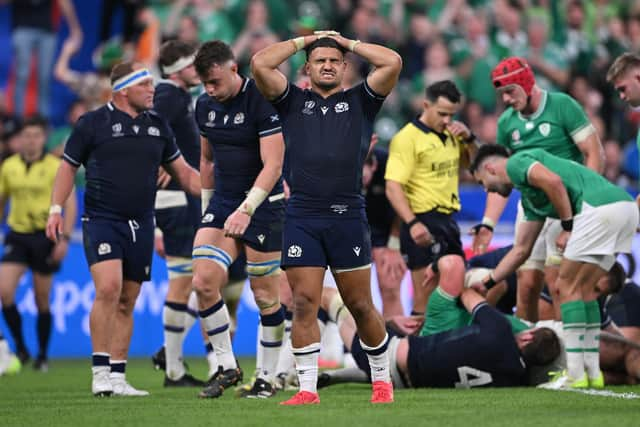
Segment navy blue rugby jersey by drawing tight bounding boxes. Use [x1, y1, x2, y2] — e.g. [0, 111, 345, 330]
[64, 102, 181, 221]
[195, 77, 284, 199]
[154, 81, 200, 188]
[272, 81, 385, 216]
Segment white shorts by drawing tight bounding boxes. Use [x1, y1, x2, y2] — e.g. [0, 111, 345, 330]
[514, 201, 562, 271]
[564, 201, 639, 271]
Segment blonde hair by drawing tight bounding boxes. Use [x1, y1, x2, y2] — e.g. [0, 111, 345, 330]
[607, 52, 640, 82]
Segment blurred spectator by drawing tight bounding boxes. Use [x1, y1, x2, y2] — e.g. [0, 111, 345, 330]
[568, 76, 602, 117]
[604, 140, 634, 188]
[9, 0, 82, 118]
[98, 0, 146, 55]
[515, 16, 569, 91]
[492, 0, 527, 59]
[410, 39, 457, 113]
[166, 0, 235, 44]
[54, 37, 123, 110]
[398, 13, 436, 79]
[232, 0, 280, 75]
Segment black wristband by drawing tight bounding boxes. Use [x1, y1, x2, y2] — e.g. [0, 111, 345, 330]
[561, 218, 573, 232]
[484, 275, 497, 290]
[407, 218, 421, 229]
[472, 223, 494, 234]
[462, 132, 476, 144]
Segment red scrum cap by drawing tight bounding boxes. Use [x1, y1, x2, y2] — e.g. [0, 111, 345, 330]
[491, 57, 535, 96]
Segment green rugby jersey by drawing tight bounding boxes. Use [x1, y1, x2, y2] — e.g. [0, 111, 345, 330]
[497, 91, 593, 164]
[506, 149, 632, 221]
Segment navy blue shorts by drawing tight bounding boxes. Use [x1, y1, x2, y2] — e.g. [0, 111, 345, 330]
[370, 226, 389, 248]
[200, 194, 284, 253]
[1, 230, 59, 274]
[82, 216, 154, 283]
[281, 213, 372, 270]
[155, 194, 201, 258]
[400, 211, 464, 270]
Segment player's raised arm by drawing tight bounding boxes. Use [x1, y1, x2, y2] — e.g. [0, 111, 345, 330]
[251, 36, 315, 100]
[576, 132, 605, 174]
[329, 34, 402, 97]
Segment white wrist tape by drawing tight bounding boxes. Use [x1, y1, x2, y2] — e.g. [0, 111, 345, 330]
[201, 189, 214, 215]
[481, 216, 496, 229]
[293, 37, 305, 51]
[387, 235, 401, 250]
[238, 187, 269, 216]
[348, 39, 361, 52]
[49, 204, 62, 216]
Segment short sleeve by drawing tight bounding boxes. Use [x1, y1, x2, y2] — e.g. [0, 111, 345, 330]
[161, 126, 181, 164]
[63, 115, 93, 167]
[254, 91, 282, 139]
[359, 80, 385, 120]
[271, 82, 299, 115]
[384, 128, 415, 185]
[558, 95, 592, 143]
[506, 153, 537, 188]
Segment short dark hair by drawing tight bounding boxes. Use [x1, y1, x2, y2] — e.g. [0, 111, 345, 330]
[194, 40, 235, 78]
[305, 37, 346, 61]
[159, 40, 198, 78]
[110, 61, 136, 85]
[607, 262, 627, 295]
[22, 114, 48, 132]
[469, 144, 510, 173]
[520, 327, 561, 366]
[426, 80, 462, 104]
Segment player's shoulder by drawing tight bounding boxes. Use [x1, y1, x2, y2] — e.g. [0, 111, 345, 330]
[546, 90, 576, 104]
[195, 91, 212, 111]
[497, 107, 517, 126]
[146, 110, 173, 133]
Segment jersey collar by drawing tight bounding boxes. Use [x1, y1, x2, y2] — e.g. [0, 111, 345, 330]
[411, 116, 448, 144]
[517, 90, 548, 122]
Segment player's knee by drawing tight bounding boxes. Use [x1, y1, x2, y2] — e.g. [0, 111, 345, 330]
[251, 286, 279, 312]
[292, 291, 319, 321]
[437, 255, 465, 280]
[94, 280, 121, 303]
[343, 297, 374, 321]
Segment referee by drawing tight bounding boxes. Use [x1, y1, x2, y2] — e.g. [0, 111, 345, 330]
[385, 80, 475, 317]
[0, 115, 76, 372]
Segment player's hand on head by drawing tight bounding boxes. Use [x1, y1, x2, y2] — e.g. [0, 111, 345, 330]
[224, 210, 251, 238]
[157, 167, 172, 188]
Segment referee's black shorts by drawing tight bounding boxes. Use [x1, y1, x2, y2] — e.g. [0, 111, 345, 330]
[400, 210, 464, 270]
[1, 229, 60, 274]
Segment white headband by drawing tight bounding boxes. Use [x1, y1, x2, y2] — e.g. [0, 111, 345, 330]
[162, 55, 195, 75]
[112, 68, 154, 92]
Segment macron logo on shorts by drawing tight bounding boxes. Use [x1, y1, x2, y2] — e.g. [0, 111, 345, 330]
[353, 246, 361, 256]
[98, 243, 111, 256]
[202, 213, 214, 223]
[288, 245, 302, 258]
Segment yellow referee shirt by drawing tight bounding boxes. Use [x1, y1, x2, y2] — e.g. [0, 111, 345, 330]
[0, 153, 60, 233]
[385, 118, 465, 214]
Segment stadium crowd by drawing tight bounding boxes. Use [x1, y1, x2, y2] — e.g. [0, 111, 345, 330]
[1, 0, 640, 403]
